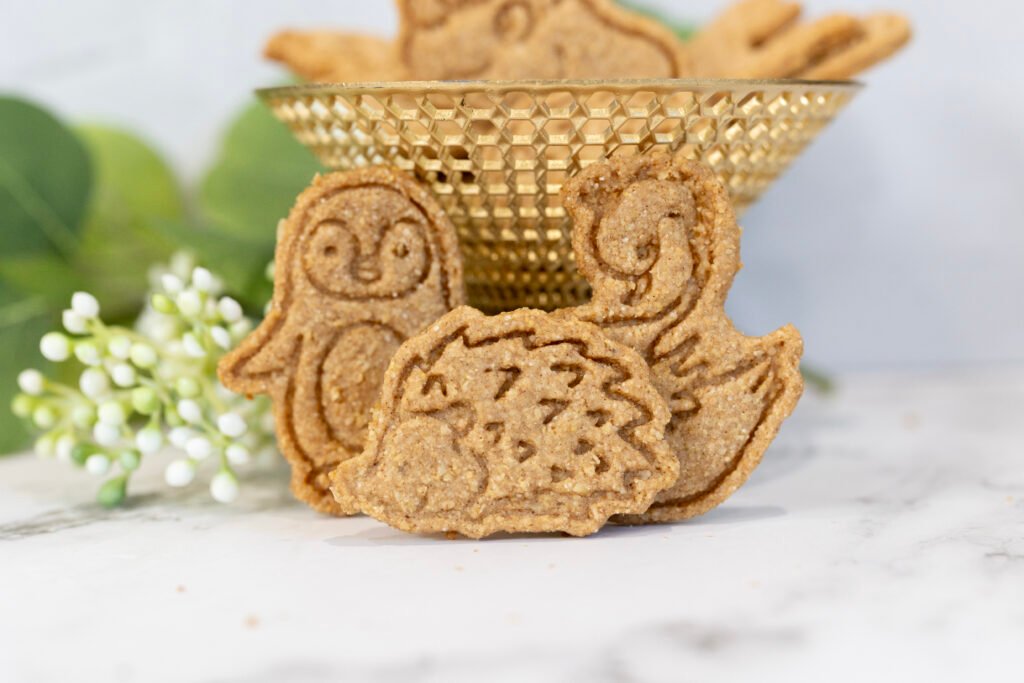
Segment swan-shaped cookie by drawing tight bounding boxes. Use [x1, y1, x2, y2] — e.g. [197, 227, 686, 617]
[219, 168, 464, 514]
[562, 151, 804, 522]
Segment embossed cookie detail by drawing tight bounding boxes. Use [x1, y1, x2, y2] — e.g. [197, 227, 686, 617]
[562, 152, 804, 522]
[396, 0, 689, 80]
[331, 306, 678, 538]
[264, 31, 407, 83]
[219, 168, 464, 515]
[684, 0, 910, 80]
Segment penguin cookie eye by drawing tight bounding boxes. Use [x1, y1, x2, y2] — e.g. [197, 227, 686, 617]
[494, 0, 534, 42]
[323, 245, 338, 258]
[393, 243, 410, 259]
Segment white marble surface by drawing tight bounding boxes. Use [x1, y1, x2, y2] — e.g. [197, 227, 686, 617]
[2, 367, 1021, 683]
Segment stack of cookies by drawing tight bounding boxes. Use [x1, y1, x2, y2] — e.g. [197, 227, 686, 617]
[266, 0, 911, 84]
[225, 0, 907, 536]
[221, 152, 804, 538]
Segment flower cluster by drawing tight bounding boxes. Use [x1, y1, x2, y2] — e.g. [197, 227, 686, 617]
[11, 253, 274, 507]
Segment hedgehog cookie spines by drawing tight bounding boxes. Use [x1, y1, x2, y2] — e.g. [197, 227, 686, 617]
[332, 307, 677, 538]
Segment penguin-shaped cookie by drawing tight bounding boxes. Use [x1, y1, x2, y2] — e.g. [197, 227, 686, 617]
[562, 151, 804, 522]
[219, 168, 464, 514]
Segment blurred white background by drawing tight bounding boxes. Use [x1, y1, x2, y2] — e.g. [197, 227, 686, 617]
[1, 0, 1021, 370]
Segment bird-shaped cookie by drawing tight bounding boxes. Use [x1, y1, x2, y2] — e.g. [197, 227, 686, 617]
[219, 168, 465, 514]
[562, 151, 804, 522]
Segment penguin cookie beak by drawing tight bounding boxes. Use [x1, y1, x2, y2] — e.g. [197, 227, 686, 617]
[354, 258, 382, 284]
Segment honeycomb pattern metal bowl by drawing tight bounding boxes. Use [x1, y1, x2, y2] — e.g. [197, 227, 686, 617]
[259, 78, 860, 312]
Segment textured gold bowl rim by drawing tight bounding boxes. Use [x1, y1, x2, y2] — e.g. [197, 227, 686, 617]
[258, 77, 863, 99]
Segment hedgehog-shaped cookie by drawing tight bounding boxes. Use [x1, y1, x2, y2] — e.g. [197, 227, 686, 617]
[562, 152, 804, 522]
[219, 168, 464, 514]
[330, 307, 678, 537]
[396, 0, 689, 80]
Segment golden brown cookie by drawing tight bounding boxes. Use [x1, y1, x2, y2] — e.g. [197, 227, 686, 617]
[264, 30, 406, 83]
[685, 0, 910, 80]
[331, 306, 678, 538]
[561, 152, 804, 522]
[396, 0, 690, 80]
[800, 13, 912, 80]
[219, 168, 465, 515]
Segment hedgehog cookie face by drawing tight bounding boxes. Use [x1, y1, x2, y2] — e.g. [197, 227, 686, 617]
[218, 167, 464, 515]
[563, 152, 804, 523]
[396, 0, 689, 80]
[331, 306, 678, 538]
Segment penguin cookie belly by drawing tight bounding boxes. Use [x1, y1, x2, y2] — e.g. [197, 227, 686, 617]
[318, 322, 405, 452]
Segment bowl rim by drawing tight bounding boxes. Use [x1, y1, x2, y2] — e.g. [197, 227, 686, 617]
[257, 77, 863, 99]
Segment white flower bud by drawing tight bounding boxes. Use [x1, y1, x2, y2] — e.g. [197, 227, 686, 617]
[93, 422, 121, 447]
[40, 333, 71, 362]
[71, 404, 97, 429]
[34, 433, 56, 458]
[62, 309, 88, 335]
[217, 412, 247, 438]
[185, 436, 214, 460]
[136, 426, 163, 454]
[170, 251, 194, 277]
[191, 267, 214, 292]
[160, 273, 184, 294]
[17, 369, 44, 396]
[107, 336, 132, 360]
[182, 333, 206, 358]
[217, 297, 243, 323]
[210, 326, 231, 350]
[165, 459, 195, 487]
[110, 363, 137, 388]
[98, 401, 127, 427]
[168, 426, 194, 449]
[55, 434, 76, 463]
[71, 291, 100, 319]
[177, 399, 202, 424]
[85, 454, 111, 476]
[176, 289, 202, 317]
[130, 343, 158, 369]
[230, 319, 253, 338]
[210, 471, 239, 503]
[226, 444, 250, 465]
[79, 368, 110, 398]
[32, 405, 58, 429]
[175, 376, 201, 399]
[74, 341, 102, 367]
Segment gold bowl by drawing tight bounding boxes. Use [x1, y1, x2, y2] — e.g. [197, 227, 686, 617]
[259, 78, 860, 312]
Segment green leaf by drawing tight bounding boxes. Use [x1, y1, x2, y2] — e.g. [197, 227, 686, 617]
[0, 283, 54, 454]
[97, 475, 128, 508]
[199, 100, 323, 245]
[617, 0, 697, 41]
[802, 365, 836, 395]
[72, 125, 185, 321]
[0, 253, 88, 309]
[0, 96, 92, 259]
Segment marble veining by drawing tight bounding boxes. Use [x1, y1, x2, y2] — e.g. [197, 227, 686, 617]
[1, 367, 1021, 683]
